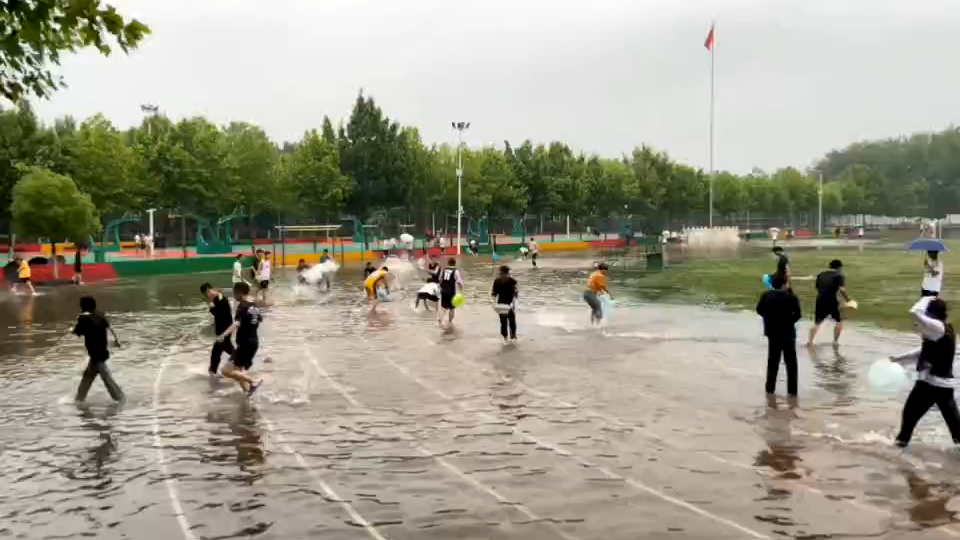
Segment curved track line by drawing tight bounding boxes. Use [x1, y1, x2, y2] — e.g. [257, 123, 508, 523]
[300, 345, 580, 540]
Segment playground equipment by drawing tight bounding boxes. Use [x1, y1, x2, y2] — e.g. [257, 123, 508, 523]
[466, 216, 489, 244]
[273, 225, 345, 267]
[90, 215, 142, 253]
[195, 211, 246, 255]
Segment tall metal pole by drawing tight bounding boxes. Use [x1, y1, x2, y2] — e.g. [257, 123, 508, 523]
[817, 172, 823, 236]
[452, 121, 470, 255]
[708, 29, 715, 228]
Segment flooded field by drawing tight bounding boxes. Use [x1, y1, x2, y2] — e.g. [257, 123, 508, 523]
[3, 253, 960, 540]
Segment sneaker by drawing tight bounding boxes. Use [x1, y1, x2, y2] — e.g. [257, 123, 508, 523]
[247, 380, 263, 397]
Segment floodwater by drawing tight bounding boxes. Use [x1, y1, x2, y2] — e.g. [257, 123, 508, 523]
[3, 254, 960, 540]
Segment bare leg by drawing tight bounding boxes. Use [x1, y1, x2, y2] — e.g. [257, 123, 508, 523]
[833, 321, 844, 346]
[806, 323, 821, 346]
[222, 363, 255, 392]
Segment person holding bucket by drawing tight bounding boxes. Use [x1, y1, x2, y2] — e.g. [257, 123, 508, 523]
[491, 265, 518, 343]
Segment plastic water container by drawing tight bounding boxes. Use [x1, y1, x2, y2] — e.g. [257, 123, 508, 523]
[867, 360, 910, 394]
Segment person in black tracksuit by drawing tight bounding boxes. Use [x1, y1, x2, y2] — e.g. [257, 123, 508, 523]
[201, 283, 235, 377]
[491, 265, 518, 342]
[891, 296, 960, 448]
[756, 274, 802, 396]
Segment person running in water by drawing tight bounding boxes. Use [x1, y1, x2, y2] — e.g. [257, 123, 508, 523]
[491, 265, 518, 343]
[756, 274, 802, 398]
[201, 283, 234, 381]
[296, 258, 309, 285]
[258, 252, 272, 302]
[807, 259, 850, 347]
[584, 263, 613, 326]
[215, 282, 264, 396]
[528, 237, 540, 268]
[250, 249, 264, 283]
[891, 296, 960, 449]
[73, 296, 124, 402]
[15, 256, 36, 296]
[437, 258, 463, 327]
[232, 254, 245, 285]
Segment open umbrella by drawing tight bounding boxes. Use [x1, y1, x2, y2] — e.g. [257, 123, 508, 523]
[906, 237, 948, 252]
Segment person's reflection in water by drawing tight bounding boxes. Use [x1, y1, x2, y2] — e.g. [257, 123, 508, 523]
[754, 395, 805, 480]
[901, 468, 960, 528]
[71, 402, 122, 480]
[808, 346, 856, 409]
[207, 399, 265, 472]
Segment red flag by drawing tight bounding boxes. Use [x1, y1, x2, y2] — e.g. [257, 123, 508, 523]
[704, 23, 715, 51]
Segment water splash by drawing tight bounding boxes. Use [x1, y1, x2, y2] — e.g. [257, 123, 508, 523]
[383, 256, 419, 289]
[301, 260, 340, 285]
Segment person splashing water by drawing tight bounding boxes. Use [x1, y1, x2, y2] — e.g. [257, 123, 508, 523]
[215, 282, 264, 397]
[583, 263, 613, 326]
[364, 265, 390, 314]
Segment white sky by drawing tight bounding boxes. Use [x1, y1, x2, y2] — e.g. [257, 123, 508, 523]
[31, 0, 960, 173]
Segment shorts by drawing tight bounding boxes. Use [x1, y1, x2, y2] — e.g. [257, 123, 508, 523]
[814, 300, 841, 324]
[231, 342, 259, 370]
[921, 288, 940, 298]
[440, 290, 456, 310]
[532, 252, 539, 261]
[259, 280, 270, 289]
[583, 289, 602, 318]
[19, 277, 30, 284]
[418, 292, 439, 303]
[365, 285, 376, 299]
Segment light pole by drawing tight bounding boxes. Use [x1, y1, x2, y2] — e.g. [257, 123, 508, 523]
[452, 121, 470, 255]
[817, 171, 823, 236]
[140, 103, 159, 137]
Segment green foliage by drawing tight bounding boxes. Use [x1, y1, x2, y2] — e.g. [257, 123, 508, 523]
[0, 92, 957, 240]
[11, 165, 100, 241]
[0, 0, 150, 101]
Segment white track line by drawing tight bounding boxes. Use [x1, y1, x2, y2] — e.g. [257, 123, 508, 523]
[152, 333, 198, 540]
[449, 350, 960, 538]
[260, 417, 388, 540]
[301, 345, 579, 540]
[369, 353, 770, 539]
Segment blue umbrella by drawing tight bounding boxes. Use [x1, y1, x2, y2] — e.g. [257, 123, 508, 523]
[906, 237, 948, 252]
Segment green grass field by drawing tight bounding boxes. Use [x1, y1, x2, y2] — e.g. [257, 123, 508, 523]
[619, 243, 949, 332]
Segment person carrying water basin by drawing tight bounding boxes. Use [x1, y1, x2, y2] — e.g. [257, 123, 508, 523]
[491, 265, 519, 343]
[73, 296, 124, 403]
[364, 266, 390, 314]
[755, 274, 801, 398]
[889, 296, 960, 449]
[583, 263, 613, 326]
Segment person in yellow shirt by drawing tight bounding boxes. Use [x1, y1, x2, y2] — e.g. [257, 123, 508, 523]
[583, 262, 612, 326]
[15, 256, 36, 296]
[364, 266, 389, 313]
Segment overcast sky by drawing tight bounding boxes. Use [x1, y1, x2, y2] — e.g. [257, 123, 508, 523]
[30, 0, 960, 174]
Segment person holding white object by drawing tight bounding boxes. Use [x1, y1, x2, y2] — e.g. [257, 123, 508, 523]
[891, 296, 960, 449]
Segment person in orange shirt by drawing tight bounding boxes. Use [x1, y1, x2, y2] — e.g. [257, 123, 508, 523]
[583, 262, 612, 326]
[15, 256, 36, 296]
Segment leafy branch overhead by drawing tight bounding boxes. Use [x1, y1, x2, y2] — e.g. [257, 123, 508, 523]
[0, 0, 150, 101]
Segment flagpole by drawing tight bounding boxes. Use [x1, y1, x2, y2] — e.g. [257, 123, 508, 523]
[708, 22, 715, 228]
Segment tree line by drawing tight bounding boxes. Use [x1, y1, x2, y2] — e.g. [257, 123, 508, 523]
[2, 93, 955, 244]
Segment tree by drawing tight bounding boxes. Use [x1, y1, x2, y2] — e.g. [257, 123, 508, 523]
[282, 129, 352, 221]
[11, 165, 100, 241]
[0, 0, 150, 101]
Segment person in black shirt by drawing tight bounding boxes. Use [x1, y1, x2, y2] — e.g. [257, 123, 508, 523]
[437, 258, 463, 328]
[772, 246, 789, 285]
[807, 259, 850, 347]
[756, 274, 802, 397]
[426, 260, 440, 283]
[216, 282, 263, 396]
[891, 296, 960, 448]
[491, 265, 518, 343]
[363, 262, 377, 279]
[73, 296, 124, 403]
[250, 249, 264, 282]
[201, 283, 235, 377]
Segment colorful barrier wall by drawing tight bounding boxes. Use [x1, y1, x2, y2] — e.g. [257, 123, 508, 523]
[2, 237, 629, 285]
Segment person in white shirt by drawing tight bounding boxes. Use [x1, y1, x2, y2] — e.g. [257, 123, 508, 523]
[415, 280, 440, 311]
[232, 254, 244, 284]
[133, 234, 141, 252]
[258, 252, 272, 302]
[922, 250, 943, 298]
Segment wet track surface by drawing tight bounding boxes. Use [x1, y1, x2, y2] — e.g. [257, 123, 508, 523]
[4, 255, 960, 540]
